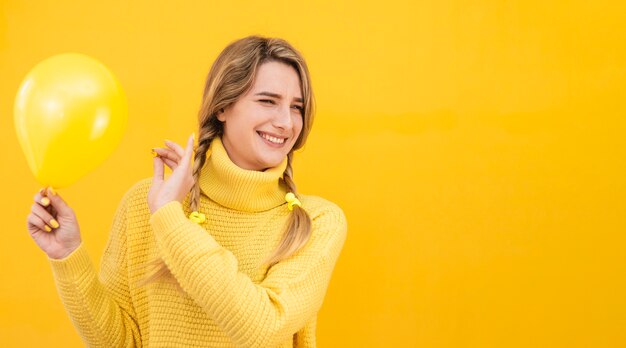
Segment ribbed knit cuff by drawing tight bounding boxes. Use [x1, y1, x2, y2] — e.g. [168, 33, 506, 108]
[49, 243, 93, 281]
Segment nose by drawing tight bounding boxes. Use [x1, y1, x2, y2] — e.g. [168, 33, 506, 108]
[272, 104, 293, 130]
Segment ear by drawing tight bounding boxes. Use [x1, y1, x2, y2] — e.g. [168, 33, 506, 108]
[216, 108, 226, 122]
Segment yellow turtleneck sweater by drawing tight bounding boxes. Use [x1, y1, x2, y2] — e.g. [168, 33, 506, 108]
[49, 138, 347, 348]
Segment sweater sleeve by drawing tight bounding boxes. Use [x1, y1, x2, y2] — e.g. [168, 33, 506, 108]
[149, 201, 347, 348]
[49, 193, 142, 348]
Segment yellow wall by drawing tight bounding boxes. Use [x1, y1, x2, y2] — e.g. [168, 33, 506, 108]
[1, 1, 625, 347]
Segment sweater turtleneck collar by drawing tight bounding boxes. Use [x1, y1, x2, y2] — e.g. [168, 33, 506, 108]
[198, 137, 288, 213]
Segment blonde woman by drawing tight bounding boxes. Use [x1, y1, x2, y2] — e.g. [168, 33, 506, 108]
[26, 36, 347, 347]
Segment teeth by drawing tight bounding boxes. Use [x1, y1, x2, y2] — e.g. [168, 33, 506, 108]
[260, 132, 285, 144]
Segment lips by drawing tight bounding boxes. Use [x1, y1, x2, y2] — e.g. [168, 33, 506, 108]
[257, 131, 287, 144]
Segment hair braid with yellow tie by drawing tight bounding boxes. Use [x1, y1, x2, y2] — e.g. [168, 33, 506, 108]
[139, 36, 314, 286]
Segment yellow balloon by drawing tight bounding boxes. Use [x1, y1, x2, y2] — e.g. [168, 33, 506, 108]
[14, 53, 127, 189]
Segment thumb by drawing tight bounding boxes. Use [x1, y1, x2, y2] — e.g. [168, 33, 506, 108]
[46, 188, 73, 216]
[153, 156, 165, 183]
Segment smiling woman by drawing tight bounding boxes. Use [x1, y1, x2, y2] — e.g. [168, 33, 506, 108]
[25, 36, 346, 348]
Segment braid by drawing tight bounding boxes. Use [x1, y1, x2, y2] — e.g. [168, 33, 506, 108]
[264, 152, 312, 267]
[190, 124, 220, 212]
[281, 153, 297, 193]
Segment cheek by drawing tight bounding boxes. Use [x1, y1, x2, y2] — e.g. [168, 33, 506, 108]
[293, 115, 304, 136]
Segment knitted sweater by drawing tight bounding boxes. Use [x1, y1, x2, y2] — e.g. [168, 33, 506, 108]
[48, 138, 347, 348]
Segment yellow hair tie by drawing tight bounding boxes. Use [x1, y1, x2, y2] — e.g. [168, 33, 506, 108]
[189, 211, 206, 224]
[285, 192, 302, 211]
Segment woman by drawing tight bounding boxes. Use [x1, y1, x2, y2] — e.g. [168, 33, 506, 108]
[26, 36, 347, 348]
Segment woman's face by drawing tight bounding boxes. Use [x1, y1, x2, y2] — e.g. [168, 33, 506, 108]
[217, 61, 304, 171]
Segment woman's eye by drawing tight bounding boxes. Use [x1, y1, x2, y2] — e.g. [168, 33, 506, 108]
[292, 105, 304, 111]
[259, 99, 275, 104]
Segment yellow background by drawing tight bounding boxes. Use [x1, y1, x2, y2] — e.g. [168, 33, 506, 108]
[1, 1, 625, 347]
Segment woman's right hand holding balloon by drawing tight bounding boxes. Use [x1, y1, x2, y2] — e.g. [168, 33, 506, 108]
[27, 188, 82, 260]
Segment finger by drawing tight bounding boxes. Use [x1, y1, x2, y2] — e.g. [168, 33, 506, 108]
[46, 188, 73, 217]
[31, 203, 57, 230]
[164, 139, 185, 159]
[162, 157, 178, 170]
[153, 156, 165, 183]
[153, 148, 181, 163]
[33, 191, 51, 208]
[27, 213, 52, 233]
[179, 134, 195, 169]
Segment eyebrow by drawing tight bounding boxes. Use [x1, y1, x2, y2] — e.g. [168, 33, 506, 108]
[254, 91, 303, 103]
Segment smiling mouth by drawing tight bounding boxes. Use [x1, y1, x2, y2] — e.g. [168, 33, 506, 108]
[258, 131, 287, 144]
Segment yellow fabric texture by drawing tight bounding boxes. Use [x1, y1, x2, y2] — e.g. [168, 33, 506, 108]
[48, 137, 347, 347]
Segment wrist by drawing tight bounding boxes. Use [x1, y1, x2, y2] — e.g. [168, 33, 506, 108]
[48, 242, 82, 260]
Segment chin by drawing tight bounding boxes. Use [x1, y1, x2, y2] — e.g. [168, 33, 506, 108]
[256, 154, 286, 170]
[260, 159, 283, 170]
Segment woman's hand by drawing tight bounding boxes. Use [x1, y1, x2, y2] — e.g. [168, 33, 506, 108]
[148, 134, 195, 214]
[26, 188, 82, 260]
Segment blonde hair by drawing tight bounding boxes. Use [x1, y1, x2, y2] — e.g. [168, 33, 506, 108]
[138, 36, 314, 287]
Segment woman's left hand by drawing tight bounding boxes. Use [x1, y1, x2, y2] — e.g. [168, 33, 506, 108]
[148, 134, 195, 214]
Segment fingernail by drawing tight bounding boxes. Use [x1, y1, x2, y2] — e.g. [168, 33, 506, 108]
[44, 225, 52, 232]
[151, 148, 158, 157]
[41, 197, 50, 206]
[48, 187, 57, 196]
[50, 219, 59, 229]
